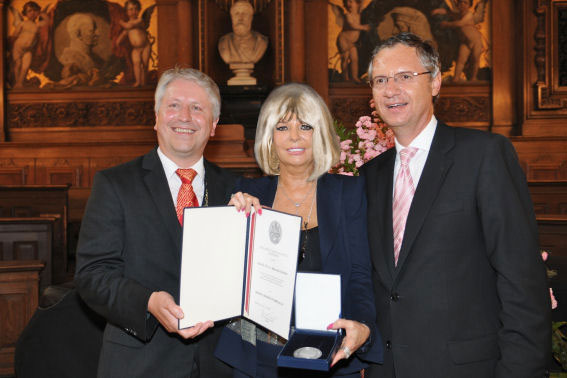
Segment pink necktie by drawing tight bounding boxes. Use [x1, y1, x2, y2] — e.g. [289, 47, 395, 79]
[393, 147, 418, 266]
[176, 168, 199, 226]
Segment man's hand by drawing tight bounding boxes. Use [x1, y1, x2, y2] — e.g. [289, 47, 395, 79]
[148, 291, 213, 339]
[328, 319, 370, 366]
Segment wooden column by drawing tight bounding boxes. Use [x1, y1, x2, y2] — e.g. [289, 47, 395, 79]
[177, 0, 194, 67]
[0, 0, 6, 142]
[157, 0, 181, 73]
[304, 0, 329, 102]
[491, 0, 517, 136]
[287, 0, 305, 82]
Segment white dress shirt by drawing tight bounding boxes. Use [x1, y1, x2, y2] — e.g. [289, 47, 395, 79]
[157, 147, 205, 206]
[392, 116, 438, 197]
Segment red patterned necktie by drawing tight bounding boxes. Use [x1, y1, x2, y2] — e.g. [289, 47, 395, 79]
[176, 168, 199, 226]
[392, 147, 418, 266]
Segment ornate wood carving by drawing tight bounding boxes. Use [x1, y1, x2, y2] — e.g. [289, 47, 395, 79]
[533, 0, 567, 110]
[6, 101, 154, 128]
[435, 96, 491, 123]
[330, 97, 372, 128]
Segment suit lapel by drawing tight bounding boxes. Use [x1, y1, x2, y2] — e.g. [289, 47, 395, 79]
[203, 159, 226, 206]
[317, 174, 341, 265]
[366, 149, 396, 285]
[394, 123, 455, 273]
[142, 149, 182, 252]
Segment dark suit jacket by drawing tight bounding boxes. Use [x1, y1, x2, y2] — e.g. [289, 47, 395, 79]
[214, 173, 383, 377]
[361, 122, 551, 378]
[75, 148, 236, 378]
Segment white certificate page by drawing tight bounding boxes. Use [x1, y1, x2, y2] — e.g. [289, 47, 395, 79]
[244, 208, 301, 339]
[178, 206, 248, 329]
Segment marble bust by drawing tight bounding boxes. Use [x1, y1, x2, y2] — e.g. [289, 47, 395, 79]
[218, 1, 268, 85]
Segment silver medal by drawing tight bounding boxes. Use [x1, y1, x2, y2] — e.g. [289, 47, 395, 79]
[293, 346, 322, 359]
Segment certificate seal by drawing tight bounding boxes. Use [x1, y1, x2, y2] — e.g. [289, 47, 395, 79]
[293, 346, 322, 359]
[269, 220, 281, 244]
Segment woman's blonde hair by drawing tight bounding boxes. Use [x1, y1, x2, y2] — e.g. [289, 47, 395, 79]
[254, 83, 340, 181]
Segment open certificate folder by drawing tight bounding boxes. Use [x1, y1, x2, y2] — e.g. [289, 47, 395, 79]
[178, 206, 301, 339]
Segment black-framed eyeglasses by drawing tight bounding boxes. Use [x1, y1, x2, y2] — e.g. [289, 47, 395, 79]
[368, 71, 431, 89]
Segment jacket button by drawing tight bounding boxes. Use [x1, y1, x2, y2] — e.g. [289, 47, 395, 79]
[386, 340, 392, 350]
[390, 293, 399, 301]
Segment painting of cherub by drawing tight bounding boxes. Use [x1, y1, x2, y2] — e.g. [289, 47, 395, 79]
[8, 1, 50, 88]
[328, 0, 491, 84]
[432, 0, 488, 81]
[116, 0, 155, 86]
[329, 0, 370, 83]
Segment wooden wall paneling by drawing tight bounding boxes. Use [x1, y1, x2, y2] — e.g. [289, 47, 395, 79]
[512, 136, 567, 180]
[491, 0, 518, 136]
[35, 158, 88, 188]
[529, 180, 567, 214]
[538, 215, 567, 257]
[304, 0, 328, 102]
[0, 260, 43, 377]
[0, 158, 34, 185]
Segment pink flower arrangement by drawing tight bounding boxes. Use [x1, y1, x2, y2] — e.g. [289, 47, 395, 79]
[332, 100, 395, 176]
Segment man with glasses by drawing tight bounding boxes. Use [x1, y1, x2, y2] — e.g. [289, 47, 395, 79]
[360, 32, 550, 378]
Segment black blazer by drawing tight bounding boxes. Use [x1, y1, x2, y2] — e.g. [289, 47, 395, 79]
[214, 173, 383, 377]
[75, 148, 236, 377]
[360, 122, 551, 378]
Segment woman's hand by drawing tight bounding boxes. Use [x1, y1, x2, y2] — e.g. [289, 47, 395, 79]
[328, 319, 370, 366]
[228, 191, 263, 216]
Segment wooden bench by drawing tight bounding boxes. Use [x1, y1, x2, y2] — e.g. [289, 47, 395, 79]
[0, 260, 44, 377]
[0, 186, 69, 283]
[0, 217, 56, 293]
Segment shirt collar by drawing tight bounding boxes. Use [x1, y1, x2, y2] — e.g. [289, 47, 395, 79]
[394, 115, 437, 153]
[156, 147, 205, 180]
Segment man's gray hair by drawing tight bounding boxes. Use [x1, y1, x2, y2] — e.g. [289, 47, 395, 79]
[367, 32, 441, 80]
[154, 67, 221, 120]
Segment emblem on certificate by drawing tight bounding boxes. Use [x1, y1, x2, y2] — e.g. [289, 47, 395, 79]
[269, 220, 282, 244]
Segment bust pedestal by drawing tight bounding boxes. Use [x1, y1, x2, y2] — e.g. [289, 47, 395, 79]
[219, 85, 270, 140]
[227, 63, 257, 86]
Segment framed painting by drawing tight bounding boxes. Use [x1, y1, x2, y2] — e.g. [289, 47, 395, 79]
[328, 0, 491, 84]
[6, 0, 158, 90]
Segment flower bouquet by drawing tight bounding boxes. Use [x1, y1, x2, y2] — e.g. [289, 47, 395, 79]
[331, 100, 395, 176]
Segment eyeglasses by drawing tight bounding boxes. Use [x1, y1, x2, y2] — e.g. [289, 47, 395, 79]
[368, 71, 431, 89]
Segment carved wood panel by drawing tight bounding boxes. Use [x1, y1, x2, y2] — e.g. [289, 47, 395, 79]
[533, 0, 567, 110]
[6, 101, 154, 128]
[329, 90, 491, 130]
